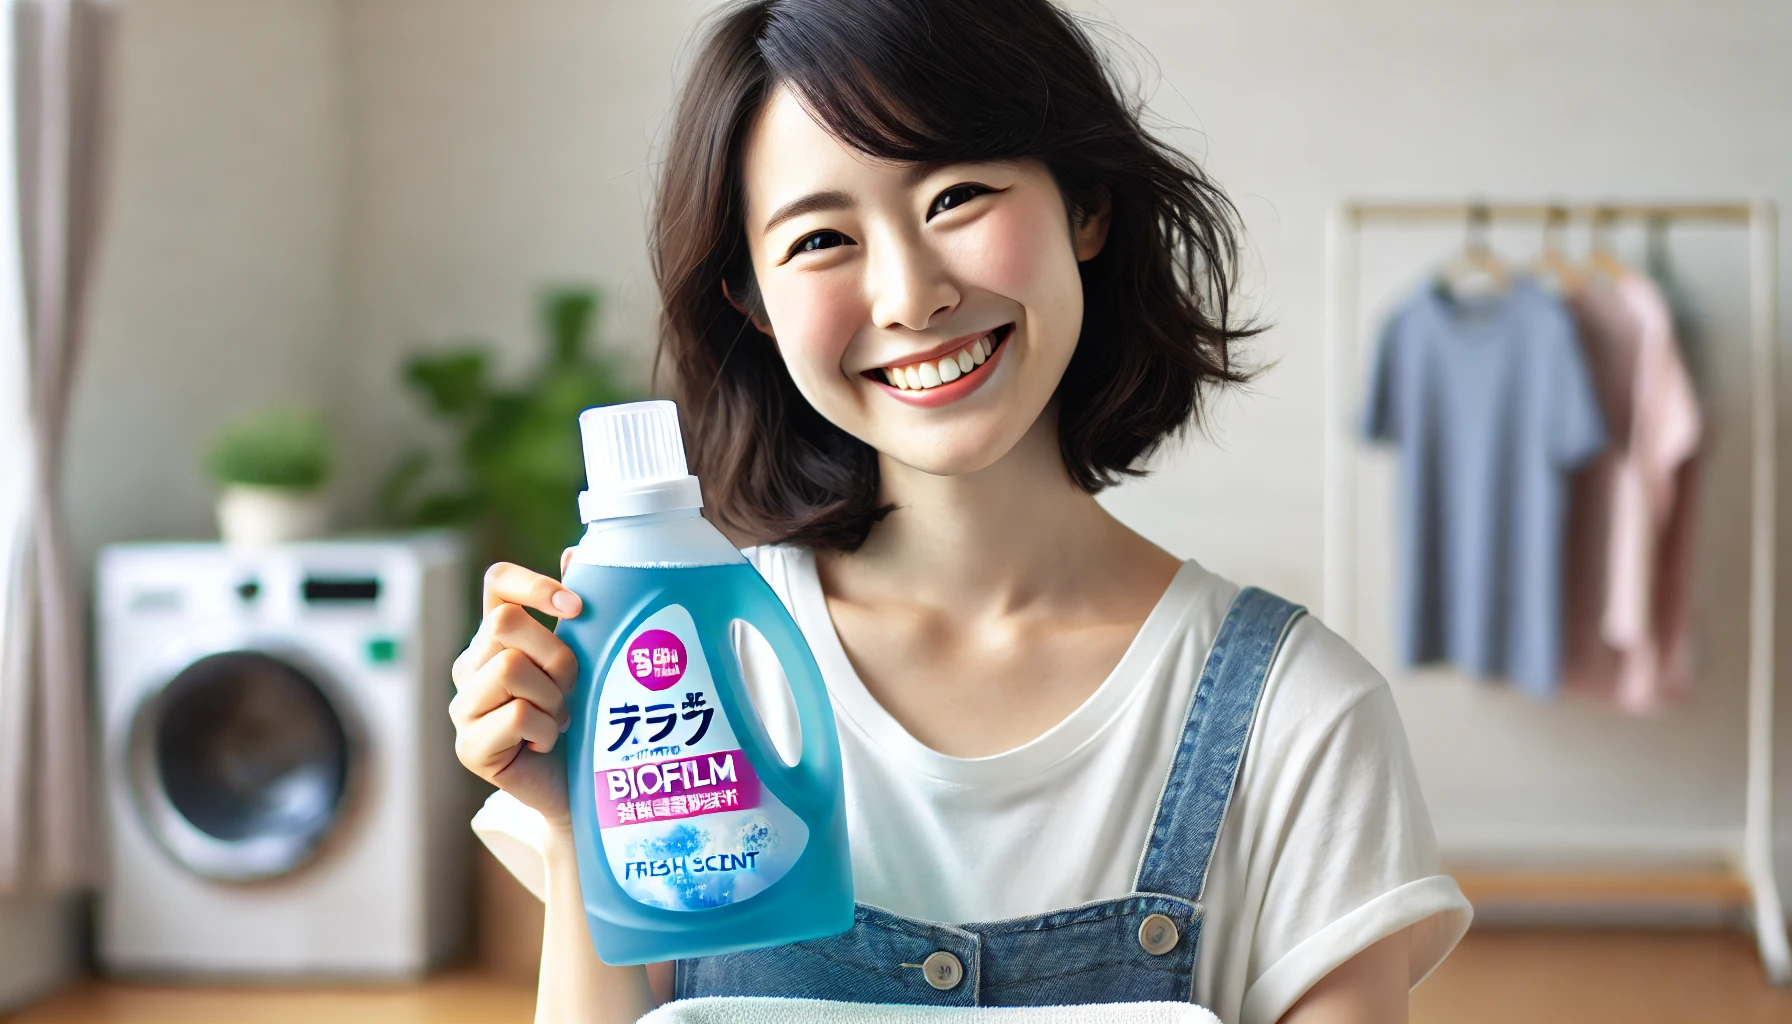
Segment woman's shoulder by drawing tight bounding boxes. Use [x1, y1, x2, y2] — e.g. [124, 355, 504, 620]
[1178, 565, 1393, 740]
[741, 541, 806, 577]
[740, 542, 814, 612]
[1221, 583, 1410, 796]
[1273, 602, 1393, 729]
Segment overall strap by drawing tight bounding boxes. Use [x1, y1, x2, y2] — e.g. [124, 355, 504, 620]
[1133, 586, 1306, 901]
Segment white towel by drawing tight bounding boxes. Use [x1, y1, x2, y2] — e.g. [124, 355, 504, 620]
[639, 998, 1221, 1023]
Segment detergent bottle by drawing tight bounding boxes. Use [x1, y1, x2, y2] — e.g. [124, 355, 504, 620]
[558, 400, 853, 965]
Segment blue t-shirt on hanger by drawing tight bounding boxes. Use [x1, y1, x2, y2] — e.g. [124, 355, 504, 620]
[1364, 275, 1606, 697]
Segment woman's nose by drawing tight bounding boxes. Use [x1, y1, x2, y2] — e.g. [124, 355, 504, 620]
[869, 241, 959, 332]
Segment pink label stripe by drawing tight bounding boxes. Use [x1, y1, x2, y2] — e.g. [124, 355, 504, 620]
[596, 749, 761, 828]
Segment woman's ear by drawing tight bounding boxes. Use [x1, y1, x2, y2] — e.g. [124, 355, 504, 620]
[1073, 190, 1112, 262]
[721, 278, 777, 339]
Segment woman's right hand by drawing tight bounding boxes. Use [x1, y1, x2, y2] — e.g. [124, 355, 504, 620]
[450, 560, 584, 831]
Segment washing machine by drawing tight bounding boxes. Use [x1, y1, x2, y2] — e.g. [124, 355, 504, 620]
[96, 535, 471, 978]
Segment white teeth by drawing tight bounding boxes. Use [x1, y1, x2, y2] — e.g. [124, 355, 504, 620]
[880, 329, 1002, 391]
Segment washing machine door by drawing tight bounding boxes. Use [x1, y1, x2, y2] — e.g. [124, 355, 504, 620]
[127, 649, 354, 881]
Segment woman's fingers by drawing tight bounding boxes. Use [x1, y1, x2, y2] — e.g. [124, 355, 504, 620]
[484, 561, 582, 619]
[450, 560, 588, 792]
[456, 696, 565, 780]
[456, 602, 579, 692]
[451, 648, 569, 731]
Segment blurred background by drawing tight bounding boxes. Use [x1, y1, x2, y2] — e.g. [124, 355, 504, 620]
[1, 0, 1791, 1021]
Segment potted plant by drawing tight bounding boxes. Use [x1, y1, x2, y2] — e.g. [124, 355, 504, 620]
[381, 286, 637, 579]
[207, 408, 334, 546]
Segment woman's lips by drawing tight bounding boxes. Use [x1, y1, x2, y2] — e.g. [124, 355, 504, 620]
[869, 324, 1011, 407]
[875, 325, 1005, 390]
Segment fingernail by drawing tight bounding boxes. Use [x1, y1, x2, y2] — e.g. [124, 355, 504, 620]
[552, 590, 581, 616]
[559, 716, 571, 733]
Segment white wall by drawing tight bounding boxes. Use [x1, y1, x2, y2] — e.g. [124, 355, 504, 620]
[63, 0, 1792, 911]
[334, 0, 686, 523]
[66, 0, 348, 572]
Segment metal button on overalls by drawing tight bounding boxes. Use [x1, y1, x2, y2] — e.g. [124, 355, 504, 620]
[921, 950, 964, 990]
[1138, 914, 1179, 955]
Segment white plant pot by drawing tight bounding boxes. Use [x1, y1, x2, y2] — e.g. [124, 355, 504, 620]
[216, 484, 329, 547]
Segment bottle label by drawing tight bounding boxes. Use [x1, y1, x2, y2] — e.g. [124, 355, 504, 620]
[593, 604, 808, 911]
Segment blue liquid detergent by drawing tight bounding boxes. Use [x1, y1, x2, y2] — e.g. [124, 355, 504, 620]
[557, 401, 852, 966]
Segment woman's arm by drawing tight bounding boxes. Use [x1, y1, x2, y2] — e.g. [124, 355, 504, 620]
[536, 829, 655, 1024]
[1277, 926, 1411, 1024]
[449, 559, 657, 1023]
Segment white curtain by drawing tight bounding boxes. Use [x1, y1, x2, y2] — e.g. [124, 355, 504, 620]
[0, 0, 111, 895]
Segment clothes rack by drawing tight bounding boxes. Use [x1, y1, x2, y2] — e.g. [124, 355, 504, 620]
[1321, 199, 1788, 985]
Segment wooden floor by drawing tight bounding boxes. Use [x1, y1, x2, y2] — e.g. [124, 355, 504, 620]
[13, 930, 1792, 1023]
[8, 969, 537, 1023]
[1412, 930, 1792, 1024]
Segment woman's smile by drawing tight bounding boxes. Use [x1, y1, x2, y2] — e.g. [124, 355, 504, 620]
[865, 323, 1013, 405]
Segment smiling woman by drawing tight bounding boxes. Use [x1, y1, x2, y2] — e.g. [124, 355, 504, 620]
[458, 3, 1471, 1022]
[652, 0, 1256, 551]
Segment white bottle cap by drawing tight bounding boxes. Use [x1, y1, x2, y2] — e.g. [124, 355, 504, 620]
[577, 400, 704, 522]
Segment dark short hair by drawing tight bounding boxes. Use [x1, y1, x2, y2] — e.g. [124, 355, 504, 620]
[652, 0, 1255, 551]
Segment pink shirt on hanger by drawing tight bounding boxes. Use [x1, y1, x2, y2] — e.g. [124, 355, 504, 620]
[1562, 270, 1701, 712]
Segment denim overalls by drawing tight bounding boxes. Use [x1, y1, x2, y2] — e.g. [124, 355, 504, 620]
[677, 587, 1304, 1007]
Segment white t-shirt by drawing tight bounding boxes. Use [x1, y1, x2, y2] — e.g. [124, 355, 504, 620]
[473, 547, 1471, 1024]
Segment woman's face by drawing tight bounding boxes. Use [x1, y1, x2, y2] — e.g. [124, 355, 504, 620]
[738, 86, 1107, 479]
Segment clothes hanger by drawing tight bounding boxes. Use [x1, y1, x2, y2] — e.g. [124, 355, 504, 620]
[1531, 204, 1582, 293]
[1440, 202, 1511, 299]
[1585, 206, 1629, 281]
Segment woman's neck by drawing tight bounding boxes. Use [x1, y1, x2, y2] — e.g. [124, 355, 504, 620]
[823, 410, 1175, 616]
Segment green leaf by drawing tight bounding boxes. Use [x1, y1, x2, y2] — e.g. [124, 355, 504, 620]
[545, 287, 598, 365]
[406, 350, 489, 415]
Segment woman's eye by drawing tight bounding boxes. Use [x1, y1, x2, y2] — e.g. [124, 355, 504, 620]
[927, 183, 991, 220]
[789, 230, 849, 257]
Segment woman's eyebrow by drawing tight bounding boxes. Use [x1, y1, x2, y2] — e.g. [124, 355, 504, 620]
[762, 190, 853, 234]
[903, 160, 958, 186]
